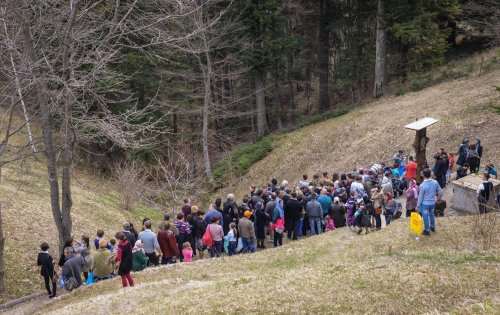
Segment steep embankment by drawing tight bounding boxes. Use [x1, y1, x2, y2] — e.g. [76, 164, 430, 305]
[34, 216, 500, 314]
[219, 67, 500, 199]
[0, 161, 162, 303]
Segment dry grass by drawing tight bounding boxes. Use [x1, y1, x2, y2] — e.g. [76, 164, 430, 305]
[216, 55, 500, 200]
[0, 159, 162, 303]
[34, 216, 500, 315]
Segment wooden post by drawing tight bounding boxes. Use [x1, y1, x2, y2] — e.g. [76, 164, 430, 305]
[405, 117, 438, 184]
[414, 128, 427, 183]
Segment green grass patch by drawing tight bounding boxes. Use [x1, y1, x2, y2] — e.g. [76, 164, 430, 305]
[212, 107, 348, 182]
[213, 137, 273, 181]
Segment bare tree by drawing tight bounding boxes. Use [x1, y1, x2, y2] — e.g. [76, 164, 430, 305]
[112, 161, 147, 211]
[1, 0, 178, 254]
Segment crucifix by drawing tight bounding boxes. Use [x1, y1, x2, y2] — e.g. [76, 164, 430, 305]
[404, 117, 438, 183]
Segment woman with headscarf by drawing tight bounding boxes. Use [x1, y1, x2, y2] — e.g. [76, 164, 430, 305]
[329, 197, 346, 229]
[132, 240, 148, 272]
[93, 239, 113, 281]
[254, 202, 267, 249]
[405, 180, 419, 218]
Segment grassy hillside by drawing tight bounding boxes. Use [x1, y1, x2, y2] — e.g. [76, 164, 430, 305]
[34, 216, 499, 314]
[216, 56, 500, 200]
[0, 159, 162, 303]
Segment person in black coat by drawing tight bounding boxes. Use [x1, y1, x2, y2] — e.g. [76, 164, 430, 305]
[115, 232, 134, 287]
[254, 202, 267, 249]
[37, 242, 56, 298]
[329, 197, 346, 228]
[284, 192, 303, 240]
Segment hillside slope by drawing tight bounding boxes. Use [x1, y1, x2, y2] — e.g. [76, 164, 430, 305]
[0, 161, 162, 302]
[34, 216, 499, 314]
[219, 68, 500, 199]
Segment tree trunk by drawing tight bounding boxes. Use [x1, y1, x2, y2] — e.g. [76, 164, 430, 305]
[318, 0, 330, 111]
[0, 166, 5, 294]
[201, 47, 214, 183]
[255, 69, 267, 137]
[19, 2, 68, 255]
[274, 77, 283, 131]
[373, 0, 387, 98]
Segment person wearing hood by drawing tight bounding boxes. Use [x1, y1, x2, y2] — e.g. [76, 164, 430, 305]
[405, 180, 419, 217]
[132, 240, 148, 271]
[456, 139, 468, 166]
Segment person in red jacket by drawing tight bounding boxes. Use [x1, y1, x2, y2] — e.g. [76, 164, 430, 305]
[157, 222, 179, 264]
[115, 232, 134, 288]
[405, 156, 418, 184]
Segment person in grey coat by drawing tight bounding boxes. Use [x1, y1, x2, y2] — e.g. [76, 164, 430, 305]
[306, 192, 323, 235]
[62, 247, 82, 291]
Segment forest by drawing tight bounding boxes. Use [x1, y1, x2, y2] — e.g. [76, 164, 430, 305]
[0, 1, 498, 293]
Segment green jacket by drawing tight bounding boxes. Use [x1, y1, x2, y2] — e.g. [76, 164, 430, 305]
[132, 251, 148, 272]
[92, 249, 112, 278]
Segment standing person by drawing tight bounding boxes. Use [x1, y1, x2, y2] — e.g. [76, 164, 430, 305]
[37, 242, 56, 298]
[306, 192, 323, 235]
[384, 193, 398, 226]
[329, 197, 346, 229]
[271, 198, 285, 247]
[405, 156, 418, 183]
[174, 213, 191, 262]
[476, 139, 483, 167]
[192, 210, 208, 259]
[226, 223, 238, 256]
[317, 189, 333, 218]
[80, 248, 93, 282]
[434, 153, 448, 188]
[345, 191, 357, 229]
[115, 232, 134, 288]
[122, 222, 137, 246]
[239, 211, 256, 253]
[466, 144, 480, 174]
[477, 173, 493, 214]
[417, 169, 444, 236]
[62, 247, 82, 291]
[208, 216, 224, 257]
[223, 194, 239, 234]
[254, 202, 267, 249]
[405, 180, 419, 217]
[284, 192, 302, 240]
[182, 242, 193, 262]
[157, 222, 179, 264]
[181, 198, 192, 218]
[447, 153, 455, 182]
[371, 186, 384, 230]
[456, 139, 468, 166]
[138, 220, 162, 266]
[204, 204, 224, 227]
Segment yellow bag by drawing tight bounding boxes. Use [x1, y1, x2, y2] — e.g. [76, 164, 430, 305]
[410, 212, 423, 236]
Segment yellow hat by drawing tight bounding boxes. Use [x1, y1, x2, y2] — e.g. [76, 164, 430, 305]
[244, 210, 252, 217]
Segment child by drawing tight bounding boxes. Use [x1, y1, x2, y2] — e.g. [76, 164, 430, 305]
[324, 215, 335, 231]
[447, 153, 455, 181]
[227, 223, 237, 256]
[182, 242, 193, 262]
[109, 238, 118, 252]
[354, 201, 368, 235]
[486, 162, 498, 179]
[37, 242, 57, 298]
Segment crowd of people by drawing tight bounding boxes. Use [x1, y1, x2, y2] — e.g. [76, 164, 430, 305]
[37, 141, 498, 300]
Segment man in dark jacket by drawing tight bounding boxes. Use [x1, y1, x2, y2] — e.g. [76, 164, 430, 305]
[37, 242, 56, 298]
[62, 247, 82, 291]
[123, 222, 136, 245]
[223, 194, 239, 234]
[434, 153, 448, 188]
[284, 192, 303, 240]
